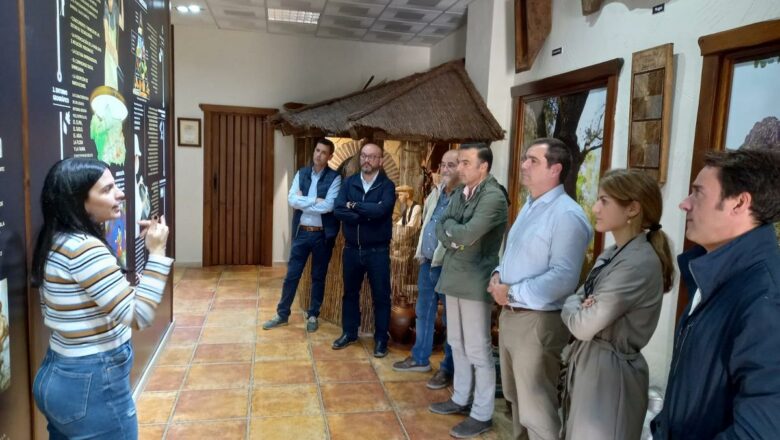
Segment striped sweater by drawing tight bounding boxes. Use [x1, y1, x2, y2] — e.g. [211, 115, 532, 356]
[40, 233, 174, 357]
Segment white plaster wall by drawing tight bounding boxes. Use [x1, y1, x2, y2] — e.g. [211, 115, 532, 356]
[430, 25, 467, 67]
[464, 0, 515, 185]
[173, 26, 431, 264]
[465, 1, 494, 103]
[465, 0, 780, 389]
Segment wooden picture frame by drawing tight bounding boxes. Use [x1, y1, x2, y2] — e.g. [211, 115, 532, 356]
[514, 0, 552, 73]
[678, 19, 780, 320]
[581, 0, 603, 15]
[627, 43, 674, 184]
[177, 117, 201, 147]
[509, 58, 623, 273]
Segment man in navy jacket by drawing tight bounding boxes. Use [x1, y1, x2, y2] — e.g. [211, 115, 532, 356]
[652, 149, 780, 439]
[332, 142, 396, 357]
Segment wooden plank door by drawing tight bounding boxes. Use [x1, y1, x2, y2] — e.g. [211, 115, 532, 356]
[201, 104, 276, 266]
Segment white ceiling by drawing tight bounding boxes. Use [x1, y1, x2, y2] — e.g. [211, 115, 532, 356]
[172, 0, 472, 46]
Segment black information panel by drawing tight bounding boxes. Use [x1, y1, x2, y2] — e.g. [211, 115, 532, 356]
[25, 0, 170, 279]
[24, 2, 172, 427]
[0, 1, 33, 438]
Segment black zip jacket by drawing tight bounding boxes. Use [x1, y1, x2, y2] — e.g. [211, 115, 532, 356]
[333, 171, 396, 249]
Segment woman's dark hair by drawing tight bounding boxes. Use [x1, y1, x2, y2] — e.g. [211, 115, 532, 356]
[31, 158, 111, 287]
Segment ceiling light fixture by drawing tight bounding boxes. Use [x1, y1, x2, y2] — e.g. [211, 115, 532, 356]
[176, 4, 202, 13]
[267, 8, 320, 25]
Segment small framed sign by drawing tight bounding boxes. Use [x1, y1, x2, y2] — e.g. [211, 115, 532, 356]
[177, 117, 201, 147]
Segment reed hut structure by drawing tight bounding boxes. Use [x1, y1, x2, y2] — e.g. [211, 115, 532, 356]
[272, 60, 504, 336]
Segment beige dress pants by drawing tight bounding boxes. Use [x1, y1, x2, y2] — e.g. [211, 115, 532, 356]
[499, 308, 570, 440]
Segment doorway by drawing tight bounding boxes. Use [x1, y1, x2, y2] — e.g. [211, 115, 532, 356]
[201, 104, 276, 266]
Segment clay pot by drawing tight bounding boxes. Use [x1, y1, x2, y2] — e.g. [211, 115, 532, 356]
[389, 303, 416, 345]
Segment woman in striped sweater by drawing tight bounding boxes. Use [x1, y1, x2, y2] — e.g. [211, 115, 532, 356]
[31, 158, 173, 439]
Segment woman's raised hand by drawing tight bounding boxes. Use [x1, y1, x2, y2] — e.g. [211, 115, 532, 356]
[138, 215, 169, 256]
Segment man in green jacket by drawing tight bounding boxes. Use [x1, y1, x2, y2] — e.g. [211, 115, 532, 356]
[429, 143, 508, 438]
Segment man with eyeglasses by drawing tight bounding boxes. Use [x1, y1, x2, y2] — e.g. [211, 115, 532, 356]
[393, 149, 459, 390]
[332, 142, 396, 358]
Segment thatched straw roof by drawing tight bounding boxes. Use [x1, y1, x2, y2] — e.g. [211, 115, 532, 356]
[272, 61, 505, 143]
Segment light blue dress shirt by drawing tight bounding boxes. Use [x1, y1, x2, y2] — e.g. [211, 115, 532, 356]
[495, 185, 592, 310]
[287, 168, 342, 227]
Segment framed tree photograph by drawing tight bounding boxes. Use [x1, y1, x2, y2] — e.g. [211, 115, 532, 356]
[509, 59, 623, 274]
[177, 117, 201, 147]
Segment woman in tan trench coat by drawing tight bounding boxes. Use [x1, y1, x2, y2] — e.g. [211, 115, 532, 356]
[561, 169, 674, 440]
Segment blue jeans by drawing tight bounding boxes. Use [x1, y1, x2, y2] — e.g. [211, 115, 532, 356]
[342, 246, 391, 343]
[412, 261, 454, 374]
[33, 342, 137, 439]
[277, 230, 335, 320]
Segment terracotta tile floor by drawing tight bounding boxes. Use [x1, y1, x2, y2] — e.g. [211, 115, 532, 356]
[137, 265, 512, 439]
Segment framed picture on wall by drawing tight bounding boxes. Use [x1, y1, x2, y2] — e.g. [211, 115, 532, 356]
[509, 59, 623, 274]
[628, 43, 674, 184]
[514, 0, 552, 73]
[177, 117, 201, 147]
